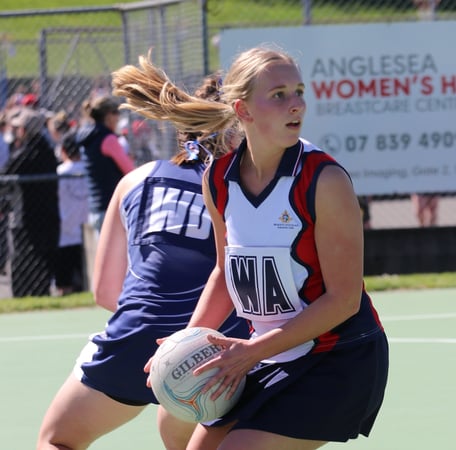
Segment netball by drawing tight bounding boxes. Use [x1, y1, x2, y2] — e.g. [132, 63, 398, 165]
[149, 327, 246, 423]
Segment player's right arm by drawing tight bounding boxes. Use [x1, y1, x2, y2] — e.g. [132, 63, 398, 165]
[92, 179, 128, 312]
[186, 169, 235, 330]
[93, 162, 157, 312]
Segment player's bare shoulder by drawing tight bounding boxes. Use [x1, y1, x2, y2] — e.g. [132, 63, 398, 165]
[117, 161, 157, 197]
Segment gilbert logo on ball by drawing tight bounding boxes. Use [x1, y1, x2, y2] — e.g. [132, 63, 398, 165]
[150, 327, 246, 423]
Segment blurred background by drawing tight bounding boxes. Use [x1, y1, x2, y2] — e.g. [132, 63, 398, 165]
[0, 0, 455, 297]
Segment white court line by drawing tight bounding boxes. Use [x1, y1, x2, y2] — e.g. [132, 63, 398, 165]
[0, 333, 89, 343]
[0, 313, 454, 344]
[1, 334, 455, 345]
[382, 312, 456, 321]
[388, 337, 456, 344]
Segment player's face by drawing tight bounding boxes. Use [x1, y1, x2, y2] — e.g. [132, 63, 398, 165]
[245, 62, 306, 149]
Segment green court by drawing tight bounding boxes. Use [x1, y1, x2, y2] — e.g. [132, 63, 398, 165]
[1, 288, 455, 449]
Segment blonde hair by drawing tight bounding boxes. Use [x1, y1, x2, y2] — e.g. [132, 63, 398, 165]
[111, 46, 297, 141]
[222, 46, 299, 106]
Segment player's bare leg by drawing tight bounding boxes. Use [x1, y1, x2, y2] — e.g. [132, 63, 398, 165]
[157, 405, 196, 450]
[187, 423, 327, 450]
[37, 374, 145, 450]
[219, 429, 327, 450]
[186, 422, 236, 450]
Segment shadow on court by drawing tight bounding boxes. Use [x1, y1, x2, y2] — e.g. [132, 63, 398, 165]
[0, 289, 455, 449]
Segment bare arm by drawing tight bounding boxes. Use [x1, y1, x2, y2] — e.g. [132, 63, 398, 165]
[101, 134, 135, 174]
[186, 169, 236, 329]
[92, 180, 128, 312]
[241, 164, 364, 360]
[92, 163, 155, 311]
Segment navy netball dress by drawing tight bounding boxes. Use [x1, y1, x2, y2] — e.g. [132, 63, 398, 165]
[74, 160, 249, 405]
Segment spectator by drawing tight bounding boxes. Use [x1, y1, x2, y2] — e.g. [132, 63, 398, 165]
[358, 195, 372, 229]
[411, 0, 441, 227]
[0, 112, 8, 169]
[48, 109, 73, 161]
[21, 93, 39, 109]
[77, 95, 134, 234]
[411, 193, 438, 227]
[55, 130, 89, 296]
[413, 0, 440, 20]
[126, 117, 160, 165]
[0, 112, 10, 274]
[3, 108, 60, 297]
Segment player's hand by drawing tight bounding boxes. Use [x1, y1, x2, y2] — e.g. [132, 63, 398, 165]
[193, 334, 255, 400]
[144, 336, 169, 387]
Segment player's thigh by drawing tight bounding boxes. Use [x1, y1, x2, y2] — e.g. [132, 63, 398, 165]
[38, 374, 145, 447]
[220, 429, 327, 450]
[157, 405, 196, 450]
[186, 422, 236, 450]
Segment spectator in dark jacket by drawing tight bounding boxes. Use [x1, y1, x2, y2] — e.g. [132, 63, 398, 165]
[77, 95, 134, 234]
[3, 108, 60, 297]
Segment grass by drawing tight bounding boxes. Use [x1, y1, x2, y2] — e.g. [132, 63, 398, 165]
[1, 271, 455, 314]
[0, 0, 424, 77]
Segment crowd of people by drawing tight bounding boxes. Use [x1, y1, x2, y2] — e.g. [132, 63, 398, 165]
[0, 83, 159, 297]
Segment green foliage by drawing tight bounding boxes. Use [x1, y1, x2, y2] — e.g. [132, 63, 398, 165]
[363, 272, 456, 292]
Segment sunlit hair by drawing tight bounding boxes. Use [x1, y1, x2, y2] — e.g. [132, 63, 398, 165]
[111, 45, 297, 158]
[221, 46, 299, 106]
[174, 73, 228, 164]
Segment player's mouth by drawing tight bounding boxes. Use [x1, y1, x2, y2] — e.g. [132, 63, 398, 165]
[286, 120, 301, 129]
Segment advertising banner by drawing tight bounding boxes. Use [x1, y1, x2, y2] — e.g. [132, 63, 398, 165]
[220, 22, 456, 195]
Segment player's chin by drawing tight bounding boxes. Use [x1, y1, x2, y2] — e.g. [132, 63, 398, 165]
[284, 124, 302, 141]
[283, 133, 301, 148]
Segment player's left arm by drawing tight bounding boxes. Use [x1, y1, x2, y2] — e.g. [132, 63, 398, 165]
[240, 164, 364, 358]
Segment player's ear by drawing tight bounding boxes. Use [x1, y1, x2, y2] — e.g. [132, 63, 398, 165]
[234, 99, 252, 123]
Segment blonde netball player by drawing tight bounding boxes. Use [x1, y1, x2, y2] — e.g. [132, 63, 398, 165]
[115, 46, 389, 450]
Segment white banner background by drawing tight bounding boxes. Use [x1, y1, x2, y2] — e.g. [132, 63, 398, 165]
[220, 22, 456, 195]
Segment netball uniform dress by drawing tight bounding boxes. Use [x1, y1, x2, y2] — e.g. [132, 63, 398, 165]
[73, 160, 249, 405]
[207, 138, 389, 442]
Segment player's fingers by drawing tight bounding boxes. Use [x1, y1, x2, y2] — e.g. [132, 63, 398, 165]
[156, 336, 168, 345]
[144, 356, 153, 372]
[206, 334, 235, 348]
[192, 356, 220, 376]
[210, 376, 239, 401]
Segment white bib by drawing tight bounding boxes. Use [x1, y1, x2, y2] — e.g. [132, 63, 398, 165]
[225, 246, 305, 322]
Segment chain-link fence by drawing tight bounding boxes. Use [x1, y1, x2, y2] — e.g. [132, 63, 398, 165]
[0, 0, 455, 297]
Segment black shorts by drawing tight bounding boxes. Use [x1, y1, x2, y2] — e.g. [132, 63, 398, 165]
[208, 332, 389, 442]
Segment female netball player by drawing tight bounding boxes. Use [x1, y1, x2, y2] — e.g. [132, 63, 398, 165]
[114, 46, 389, 450]
[36, 74, 249, 450]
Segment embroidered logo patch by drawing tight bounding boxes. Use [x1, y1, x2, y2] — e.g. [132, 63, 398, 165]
[273, 209, 299, 230]
[279, 210, 293, 224]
